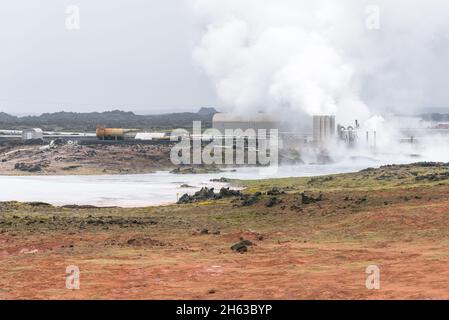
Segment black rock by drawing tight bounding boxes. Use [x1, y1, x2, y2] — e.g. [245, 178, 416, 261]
[231, 239, 253, 253]
[265, 197, 281, 207]
[301, 192, 323, 205]
[14, 162, 42, 172]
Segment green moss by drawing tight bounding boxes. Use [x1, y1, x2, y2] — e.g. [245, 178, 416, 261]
[235, 164, 449, 194]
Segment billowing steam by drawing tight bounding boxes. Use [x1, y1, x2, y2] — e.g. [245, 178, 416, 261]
[192, 0, 449, 126]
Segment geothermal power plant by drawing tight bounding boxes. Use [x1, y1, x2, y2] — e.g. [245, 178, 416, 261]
[3, 111, 449, 164]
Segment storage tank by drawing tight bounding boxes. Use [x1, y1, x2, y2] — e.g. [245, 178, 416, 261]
[313, 115, 336, 144]
[22, 128, 43, 141]
[135, 132, 168, 141]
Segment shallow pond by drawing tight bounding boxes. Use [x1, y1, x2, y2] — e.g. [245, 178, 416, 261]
[0, 163, 379, 207]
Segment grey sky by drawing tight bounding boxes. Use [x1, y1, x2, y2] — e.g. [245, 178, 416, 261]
[0, 0, 217, 115]
[1, 1, 449, 116]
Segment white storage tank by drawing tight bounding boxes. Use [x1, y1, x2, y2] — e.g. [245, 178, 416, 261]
[22, 128, 43, 141]
[135, 132, 167, 141]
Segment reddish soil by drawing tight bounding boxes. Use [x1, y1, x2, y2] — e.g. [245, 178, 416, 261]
[1, 182, 449, 299]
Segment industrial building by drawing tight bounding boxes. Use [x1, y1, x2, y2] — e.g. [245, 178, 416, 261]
[22, 128, 43, 141]
[337, 120, 360, 146]
[212, 112, 319, 150]
[212, 113, 279, 134]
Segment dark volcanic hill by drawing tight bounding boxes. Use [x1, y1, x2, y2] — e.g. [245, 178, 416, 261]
[0, 108, 218, 131]
[0, 112, 18, 123]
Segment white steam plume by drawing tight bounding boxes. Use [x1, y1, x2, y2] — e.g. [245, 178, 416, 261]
[192, 0, 449, 125]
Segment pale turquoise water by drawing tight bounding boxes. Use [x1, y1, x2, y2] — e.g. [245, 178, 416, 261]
[0, 163, 374, 207]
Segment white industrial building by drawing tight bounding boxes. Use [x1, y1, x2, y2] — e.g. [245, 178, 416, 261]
[212, 113, 278, 134]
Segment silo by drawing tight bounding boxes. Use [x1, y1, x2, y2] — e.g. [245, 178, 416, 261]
[313, 115, 336, 143]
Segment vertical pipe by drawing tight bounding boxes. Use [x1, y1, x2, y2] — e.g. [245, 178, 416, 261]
[328, 116, 333, 138]
[374, 131, 377, 148]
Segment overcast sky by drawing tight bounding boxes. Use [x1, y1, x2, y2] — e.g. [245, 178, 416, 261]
[0, 0, 218, 115]
[1, 1, 449, 117]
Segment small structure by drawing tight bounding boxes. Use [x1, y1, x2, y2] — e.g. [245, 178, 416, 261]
[22, 128, 43, 141]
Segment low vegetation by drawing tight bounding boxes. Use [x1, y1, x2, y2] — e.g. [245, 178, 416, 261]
[1, 162, 449, 299]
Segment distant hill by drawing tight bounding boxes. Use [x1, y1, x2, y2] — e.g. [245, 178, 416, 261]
[0, 112, 18, 122]
[0, 108, 219, 131]
[421, 113, 449, 122]
[197, 107, 217, 117]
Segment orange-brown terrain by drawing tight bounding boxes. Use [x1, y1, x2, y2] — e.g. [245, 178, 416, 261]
[1, 163, 449, 299]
